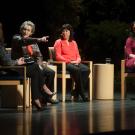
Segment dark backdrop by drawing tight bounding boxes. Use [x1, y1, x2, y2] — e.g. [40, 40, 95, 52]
[0, 0, 51, 60]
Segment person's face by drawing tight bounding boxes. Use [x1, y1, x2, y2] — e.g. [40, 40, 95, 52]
[61, 29, 70, 40]
[132, 24, 135, 33]
[21, 25, 33, 37]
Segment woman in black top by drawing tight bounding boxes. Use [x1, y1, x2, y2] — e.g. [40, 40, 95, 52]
[11, 21, 57, 104]
[1, 22, 48, 111]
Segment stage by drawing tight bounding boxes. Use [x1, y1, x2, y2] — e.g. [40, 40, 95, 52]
[0, 93, 135, 135]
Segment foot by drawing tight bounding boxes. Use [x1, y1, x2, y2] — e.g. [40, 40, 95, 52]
[47, 98, 59, 104]
[71, 95, 79, 102]
[43, 84, 53, 95]
[41, 93, 58, 105]
[82, 97, 89, 102]
[71, 90, 79, 102]
[49, 92, 56, 98]
[32, 99, 46, 111]
[79, 93, 89, 102]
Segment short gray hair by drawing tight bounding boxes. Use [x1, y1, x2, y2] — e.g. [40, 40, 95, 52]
[20, 20, 35, 34]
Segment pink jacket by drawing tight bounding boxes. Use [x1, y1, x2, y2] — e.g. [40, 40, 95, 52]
[54, 39, 81, 63]
[125, 37, 135, 68]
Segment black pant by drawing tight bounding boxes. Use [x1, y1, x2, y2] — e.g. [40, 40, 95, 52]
[26, 63, 44, 100]
[66, 63, 90, 96]
[42, 66, 55, 92]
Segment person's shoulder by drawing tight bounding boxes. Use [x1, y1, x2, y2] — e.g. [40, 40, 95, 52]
[126, 36, 134, 42]
[54, 39, 62, 48]
[72, 40, 77, 45]
[72, 40, 76, 43]
[54, 39, 61, 44]
[55, 39, 61, 42]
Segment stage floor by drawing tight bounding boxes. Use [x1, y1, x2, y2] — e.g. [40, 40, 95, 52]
[0, 93, 135, 135]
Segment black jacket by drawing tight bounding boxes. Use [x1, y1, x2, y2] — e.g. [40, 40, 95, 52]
[11, 34, 40, 60]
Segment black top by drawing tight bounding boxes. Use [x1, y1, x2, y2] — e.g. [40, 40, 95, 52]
[11, 34, 40, 60]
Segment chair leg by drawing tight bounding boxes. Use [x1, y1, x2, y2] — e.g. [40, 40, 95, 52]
[52, 72, 57, 100]
[121, 76, 125, 99]
[28, 79, 32, 108]
[23, 67, 27, 112]
[23, 81, 26, 112]
[52, 66, 57, 100]
[89, 61, 93, 101]
[89, 75, 93, 101]
[62, 77, 66, 102]
[121, 60, 125, 99]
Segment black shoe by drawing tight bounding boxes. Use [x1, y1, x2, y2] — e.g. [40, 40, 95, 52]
[42, 92, 50, 104]
[82, 97, 89, 102]
[49, 92, 56, 98]
[71, 90, 79, 102]
[47, 98, 59, 104]
[41, 90, 56, 98]
[32, 100, 46, 111]
[42, 92, 58, 104]
[79, 93, 89, 102]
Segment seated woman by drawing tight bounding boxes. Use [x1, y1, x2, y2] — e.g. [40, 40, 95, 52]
[11, 21, 56, 109]
[54, 24, 90, 102]
[125, 21, 135, 72]
[0, 23, 45, 111]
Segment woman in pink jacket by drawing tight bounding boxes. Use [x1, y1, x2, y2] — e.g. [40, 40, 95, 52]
[125, 21, 135, 72]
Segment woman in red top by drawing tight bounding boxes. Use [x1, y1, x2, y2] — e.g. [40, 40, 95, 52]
[125, 21, 135, 72]
[54, 24, 90, 101]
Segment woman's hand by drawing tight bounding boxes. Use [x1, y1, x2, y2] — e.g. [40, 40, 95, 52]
[70, 60, 80, 65]
[129, 54, 135, 58]
[17, 57, 25, 65]
[38, 36, 49, 42]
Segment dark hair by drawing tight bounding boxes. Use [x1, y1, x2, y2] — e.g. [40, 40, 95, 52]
[129, 21, 135, 38]
[60, 24, 74, 41]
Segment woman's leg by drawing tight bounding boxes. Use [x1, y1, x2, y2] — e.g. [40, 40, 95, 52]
[26, 64, 43, 100]
[26, 63, 47, 110]
[66, 63, 88, 101]
[42, 66, 55, 91]
[79, 63, 90, 92]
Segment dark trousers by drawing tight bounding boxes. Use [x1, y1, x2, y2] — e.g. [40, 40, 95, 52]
[40, 66, 55, 102]
[66, 63, 90, 96]
[42, 66, 55, 92]
[26, 63, 44, 100]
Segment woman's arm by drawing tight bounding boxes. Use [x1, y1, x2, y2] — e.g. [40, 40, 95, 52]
[12, 35, 49, 46]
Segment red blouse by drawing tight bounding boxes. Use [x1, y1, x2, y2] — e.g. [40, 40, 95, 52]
[54, 39, 81, 63]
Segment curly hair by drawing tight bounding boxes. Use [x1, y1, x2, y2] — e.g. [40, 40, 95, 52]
[20, 20, 35, 34]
